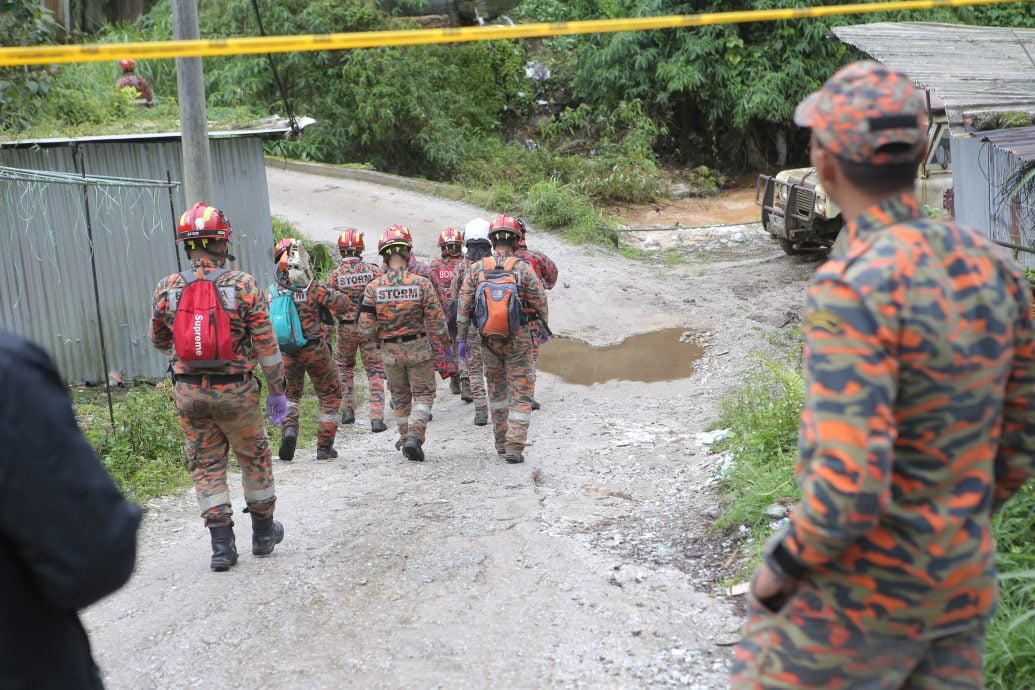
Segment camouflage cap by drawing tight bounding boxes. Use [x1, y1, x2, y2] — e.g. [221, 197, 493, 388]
[794, 60, 927, 166]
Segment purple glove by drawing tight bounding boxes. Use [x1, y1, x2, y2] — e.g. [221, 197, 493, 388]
[444, 347, 455, 362]
[266, 393, 288, 425]
[537, 329, 550, 345]
[457, 338, 470, 363]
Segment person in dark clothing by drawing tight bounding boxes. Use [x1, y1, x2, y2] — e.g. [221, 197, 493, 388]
[0, 331, 142, 690]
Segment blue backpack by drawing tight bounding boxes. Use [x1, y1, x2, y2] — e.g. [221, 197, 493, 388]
[269, 285, 307, 353]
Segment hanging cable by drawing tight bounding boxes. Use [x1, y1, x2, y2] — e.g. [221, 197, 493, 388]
[250, 0, 300, 139]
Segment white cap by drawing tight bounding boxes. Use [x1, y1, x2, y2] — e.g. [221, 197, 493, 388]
[464, 218, 491, 243]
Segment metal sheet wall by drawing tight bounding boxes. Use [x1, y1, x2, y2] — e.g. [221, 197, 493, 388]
[950, 134, 992, 237]
[0, 138, 275, 383]
[987, 144, 1035, 270]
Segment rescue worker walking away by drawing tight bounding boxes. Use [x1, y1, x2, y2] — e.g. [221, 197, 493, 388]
[150, 202, 288, 571]
[450, 218, 493, 425]
[270, 238, 352, 461]
[430, 226, 465, 396]
[456, 217, 547, 464]
[512, 216, 558, 411]
[359, 225, 450, 462]
[731, 61, 1035, 689]
[326, 228, 388, 433]
[116, 58, 154, 107]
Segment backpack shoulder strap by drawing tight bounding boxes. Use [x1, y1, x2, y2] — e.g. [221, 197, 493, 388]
[179, 270, 197, 285]
[503, 257, 519, 271]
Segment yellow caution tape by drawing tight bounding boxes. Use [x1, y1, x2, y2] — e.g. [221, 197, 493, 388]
[0, 0, 1029, 67]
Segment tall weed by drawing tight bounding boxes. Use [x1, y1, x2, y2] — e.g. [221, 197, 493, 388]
[79, 382, 191, 504]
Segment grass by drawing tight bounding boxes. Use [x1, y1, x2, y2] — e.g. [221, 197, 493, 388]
[713, 354, 804, 568]
[77, 381, 192, 505]
[716, 354, 1035, 686]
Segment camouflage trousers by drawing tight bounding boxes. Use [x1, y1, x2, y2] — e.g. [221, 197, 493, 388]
[173, 377, 275, 527]
[731, 583, 986, 689]
[383, 338, 437, 444]
[335, 321, 386, 422]
[481, 330, 534, 453]
[284, 339, 342, 450]
[459, 330, 487, 404]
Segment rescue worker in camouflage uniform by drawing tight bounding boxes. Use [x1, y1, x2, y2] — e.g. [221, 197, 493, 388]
[456, 216, 547, 464]
[271, 238, 352, 461]
[151, 202, 288, 571]
[115, 58, 154, 107]
[359, 225, 450, 462]
[430, 226, 465, 396]
[327, 228, 387, 433]
[513, 217, 558, 411]
[732, 61, 1035, 689]
[451, 218, 493, 425]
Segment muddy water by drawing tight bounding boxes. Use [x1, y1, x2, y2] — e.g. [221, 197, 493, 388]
[613, 187, 760, 229]
[538, 328, 704, 385]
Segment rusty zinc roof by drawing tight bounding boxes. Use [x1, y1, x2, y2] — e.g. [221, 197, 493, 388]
[832, 22, 1035, 126]
[979, 125, 1035, 162]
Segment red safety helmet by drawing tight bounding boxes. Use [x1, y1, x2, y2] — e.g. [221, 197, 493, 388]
[337, 228, 364, 254]
[438, 226, 463, 248]
[176, 202, 232, 244]
[488, 214, 522, 244]
[378, 224, 413, 257]
[118, 58, 135, 72]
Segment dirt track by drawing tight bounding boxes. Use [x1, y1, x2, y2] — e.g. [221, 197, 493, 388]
[83, 163, 817, 689]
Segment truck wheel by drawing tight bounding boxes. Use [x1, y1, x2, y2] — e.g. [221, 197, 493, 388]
[778, 238, 808, 256]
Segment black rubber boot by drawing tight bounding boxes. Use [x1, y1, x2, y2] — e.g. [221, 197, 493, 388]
[403, 435, 425, 462]
[449, 376, 461, 395]
[460, 377, 473, 403]
[278, 431, 297, 462]
[474, 406, 488, 426]
[251, 515, 284, 557]
[371, 419, 388, 433]
[316, 446, 338, 460]
[531, 399, 541, 411]
[209, 525, 238, 572]
[504, 452, 525, 464]
[341, 407, 356, 425]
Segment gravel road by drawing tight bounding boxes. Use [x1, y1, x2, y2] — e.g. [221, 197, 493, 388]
[83, 163, 817, 689]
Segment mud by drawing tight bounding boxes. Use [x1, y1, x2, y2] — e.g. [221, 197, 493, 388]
[612, 187, 760, 230]
[538, 329, 703, 385]
[82, 163, 817, 690]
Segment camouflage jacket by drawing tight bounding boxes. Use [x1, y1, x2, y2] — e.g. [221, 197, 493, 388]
[268, 279, 351, 343]
[358, 267, 448, 341]
[429, 256, 461, 312]
[515, 247, 558, 290]
[150, 258, 285, 394]
[770, 194, 1035, 638]
[116, 74, 153, 104]
[326, 257, 382, 323]
[455, 249, 547, 340]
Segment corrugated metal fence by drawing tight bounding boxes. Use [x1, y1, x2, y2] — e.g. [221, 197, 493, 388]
[951, 128, 1035, 269]
[0, 137, 276, 383]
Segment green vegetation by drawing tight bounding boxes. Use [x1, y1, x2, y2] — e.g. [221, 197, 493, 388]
[716, 355, 1035, 687]
[77, 382, 192, 504]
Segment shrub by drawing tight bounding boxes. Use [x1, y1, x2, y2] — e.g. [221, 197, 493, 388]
[79, 382, 191, 504]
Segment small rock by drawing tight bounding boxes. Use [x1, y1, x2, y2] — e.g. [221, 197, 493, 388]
[763, 503, 788, 519]
[642, 237, 661, 250]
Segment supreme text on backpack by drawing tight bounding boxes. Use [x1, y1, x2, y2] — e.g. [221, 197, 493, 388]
[172, 269, 234, 368]
[269, 284, 308, 353]
[472, 256, 524, 338]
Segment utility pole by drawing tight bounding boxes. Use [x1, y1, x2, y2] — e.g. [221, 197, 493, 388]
[172, 0, 213, 206]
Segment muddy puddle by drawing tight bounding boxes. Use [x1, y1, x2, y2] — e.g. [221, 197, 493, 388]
[538, 328, 704, 385]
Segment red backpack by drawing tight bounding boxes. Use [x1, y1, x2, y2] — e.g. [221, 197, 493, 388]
[172, 269, 234, 368]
